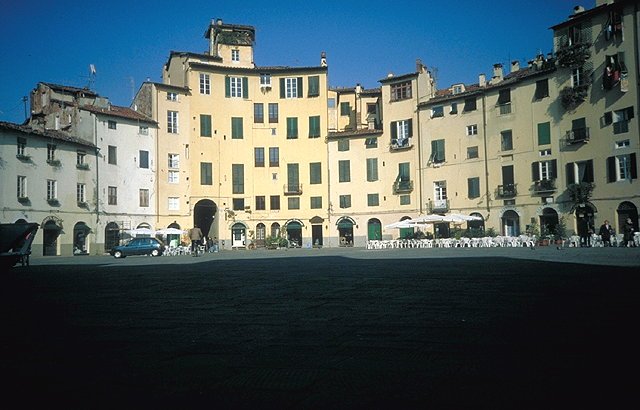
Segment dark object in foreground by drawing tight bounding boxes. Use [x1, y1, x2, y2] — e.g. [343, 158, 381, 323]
[0, 222, 39, 268]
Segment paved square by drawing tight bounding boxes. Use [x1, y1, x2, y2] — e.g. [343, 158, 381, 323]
[2, 248, 638, 408]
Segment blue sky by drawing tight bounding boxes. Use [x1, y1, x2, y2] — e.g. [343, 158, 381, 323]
[1, 0, 591, 124]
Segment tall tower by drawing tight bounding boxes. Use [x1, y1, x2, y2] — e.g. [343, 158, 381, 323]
[205, 19, 256, 68]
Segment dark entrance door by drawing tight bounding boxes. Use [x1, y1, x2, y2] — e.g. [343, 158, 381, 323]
[311, 225, 323, 247]
[43, 220, 60, 256]
[194, 199, 217, 238]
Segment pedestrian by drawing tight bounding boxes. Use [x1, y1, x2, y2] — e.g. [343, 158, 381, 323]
[622, 217, 636, 247]
[189, 225, 203, 255]
[598, 220, 613, 247]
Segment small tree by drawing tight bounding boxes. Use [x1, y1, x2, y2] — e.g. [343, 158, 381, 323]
[567, 182, 595, 209]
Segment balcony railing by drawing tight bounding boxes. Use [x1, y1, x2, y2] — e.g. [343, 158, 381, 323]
[428, 199, 449, 213]
[566, 127, 590, 144]
[497, 183, 517, 198]
[533, 179, 556, 195]
[393, 180, 413, 194]
[390, 137, 412, 151]
[283, 183, 302, 195]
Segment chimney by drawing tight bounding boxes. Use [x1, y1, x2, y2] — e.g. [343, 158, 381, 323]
[479, 73, 486, 87]
[416, 58, 425, 73]
[573, 5, 585, 14]
[355, 83, 362, 95]
[511, 60, 520, 73]
[491, 63, 503, 84]
[320, 51, 327, 67]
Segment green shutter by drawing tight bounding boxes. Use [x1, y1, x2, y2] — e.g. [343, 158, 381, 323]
[310, 162, 321, 184]
[309, 115, 320, 137]
[242, 77, 248, 98]
[232, 164, 244, 194]
[200, 115, 211, 137]
[537, 122, 551, 145]
[308, 76, 319, 97]
[280, 78, 285, 98]
[287, 117, 298, 138]
[232, 117, 243, 139]
[297, 77, 303, 98]
[225, 77, 230, 98]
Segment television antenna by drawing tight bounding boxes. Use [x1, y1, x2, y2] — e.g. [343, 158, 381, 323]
[88, 64, 97, 89]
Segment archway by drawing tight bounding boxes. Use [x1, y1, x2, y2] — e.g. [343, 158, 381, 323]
[42, 219, 62, 256]
[540, 208, 559, 237]
[467, 212, 485, 235]
[367, 218, 382, 240]
[194, 199, 217, 239]
[310, 216, 324, 247]
[616, 201, 638, 233]
[105, 222, 120, 252]
[285, 220, 303, 247]
[255, 223, 266, 248]
[231, 222, 246, 248]
[270, 223, 281, 238]
[337, 217, 354, 247]
[73, 222, 91, 255]
[502, 210, 520, 237]
[399, 215, 415, 239]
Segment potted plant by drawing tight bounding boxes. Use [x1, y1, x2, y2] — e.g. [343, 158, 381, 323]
[554, 216, 568, 245]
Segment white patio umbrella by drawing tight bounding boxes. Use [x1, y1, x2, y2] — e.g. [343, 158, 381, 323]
[412, 214, 447, 224]
[155, 228, 186, 235]
[441, 213, 483, 224]
[385, 220, 419, 229]
[124, 227, 156, 237]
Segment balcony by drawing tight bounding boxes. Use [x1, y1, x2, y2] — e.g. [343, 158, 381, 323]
[393, 179, 413, 194]
[16, 154, 31, 162]
[566, 127, 590, 144]
[496, 183, 517, 198]
[47, 159, 61, 167]
[428, 199, 449, 213]
[390, 137, 412, 151]
[76, 163, 90, 170]
[533, 179, 556, 195]
[283, 183, 302, 195]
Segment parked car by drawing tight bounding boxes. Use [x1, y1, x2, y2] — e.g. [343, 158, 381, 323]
[110, 237, 165, 258]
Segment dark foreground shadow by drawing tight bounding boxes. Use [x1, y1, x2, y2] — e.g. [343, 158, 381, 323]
[2, 257, 638, 409]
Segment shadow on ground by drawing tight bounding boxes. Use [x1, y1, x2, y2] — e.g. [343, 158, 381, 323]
[2, 257, 638, 409]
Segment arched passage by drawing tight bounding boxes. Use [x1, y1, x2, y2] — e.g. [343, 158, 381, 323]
[337, 217, 355, 247]
[467, 212, 485, 234]
[231, 222, 246, 248]
[285, 220, 303, 247]
[616, 201, 638, 234]
[540, 208, 559, 237]
[73, 222, 91, 255]
[502, 210, 520, 237]
[42, 219, 61, 256]
[194, 199, 217, 239]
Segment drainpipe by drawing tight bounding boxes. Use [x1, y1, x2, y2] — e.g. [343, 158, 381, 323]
[481, 93, 490, 216]
[415, 73, 423, 215]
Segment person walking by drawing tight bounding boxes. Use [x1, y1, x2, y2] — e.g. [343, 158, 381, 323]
[622, 217, 636, 247]
[189, 225, 204, 256]
[599, 220, 613, 247]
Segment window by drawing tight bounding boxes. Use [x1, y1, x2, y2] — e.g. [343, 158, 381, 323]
[397, 162, 411, 187]
[17, 137, 26, 157]
[400, 195, 411, 205]
[537, 122, 551, 145]
[139, 189, 149, 207]
[468, 177, 480, 199]
[108, 145, 117, 165]
[47, 180, 57, 201]
[167, 92, 178, 101]
[568, 24, 582, 46]
[466, 124, 478, 136]
[226, 76, 248, 98]
[467, 146, 479, 159]
[308, 76, 320, 97]
[431, 106, 444, 118]
[610, 107, 634, 134]
[168, 197, 179, 211]
[168, 154, 179, 169]
[268, 103, 279, 123]
[260, 73, 271, 88]
[77, 183, 86, 203]
[452, 85, 463, 94]
[497, 89, 511, 114]
[200, 114, 212, 137]
[571, 66, 586, 87]
[566, 160, 594, 184]
[309, 115, 320, 138]
[139, 125, 149, 135]
[168, 170, 179, 184]
[500, 130, 513, 151]
[287, 163, 299, 193]
[310, 162, 322, 184]
[340, 102, 350, 116]
[310, 196, 322, 209]
[281, 77, 302, 98]
[367, 103, 377, 114]
[199, 73, 210, 94]
[232, 117, 244, 139]
[464, 97, 477, 112]
[255, 196, 266, 211]
[532, 160, 558, 181]
[108, 120, 117, 130]
[233, 198, 245, 211]
[391, 119, 412, 147]
[535, 79, 549, 99]
[47, 144, 56, 162]
[430, 139, 445, 164]
[390, 81, 412, 101]
[231, 49, 239, 62]
[434, 181, 447, 201]
[339, 194, 351, 209]
[607, 154, 637, 182]
[338, 139, 349, 151]
[77, 150, 86, 166]
[254, 104, 264, 123]
[17, 176, 27, 199]
[108, 186, 117, 205]
[286, 117, 298, 139]
[139, 150, 149, 169]
[232, 164, 244, 194]
[167, 111, 178, 133]
[254, 148, 265, 167]
[616, 140, 630, 149]
[338, 160, 351, 182]
[367, 193, 379, 207]
[269, 147, 279, 167]
[270, 195, 280, 210]
[200, 162, 212, 185]
[365, 138, 378, 148]
[450, 103, 458, 114]
[288, 197, 300, 210]
[366, 158, 378, 182]
[540, 149, 552, 157]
